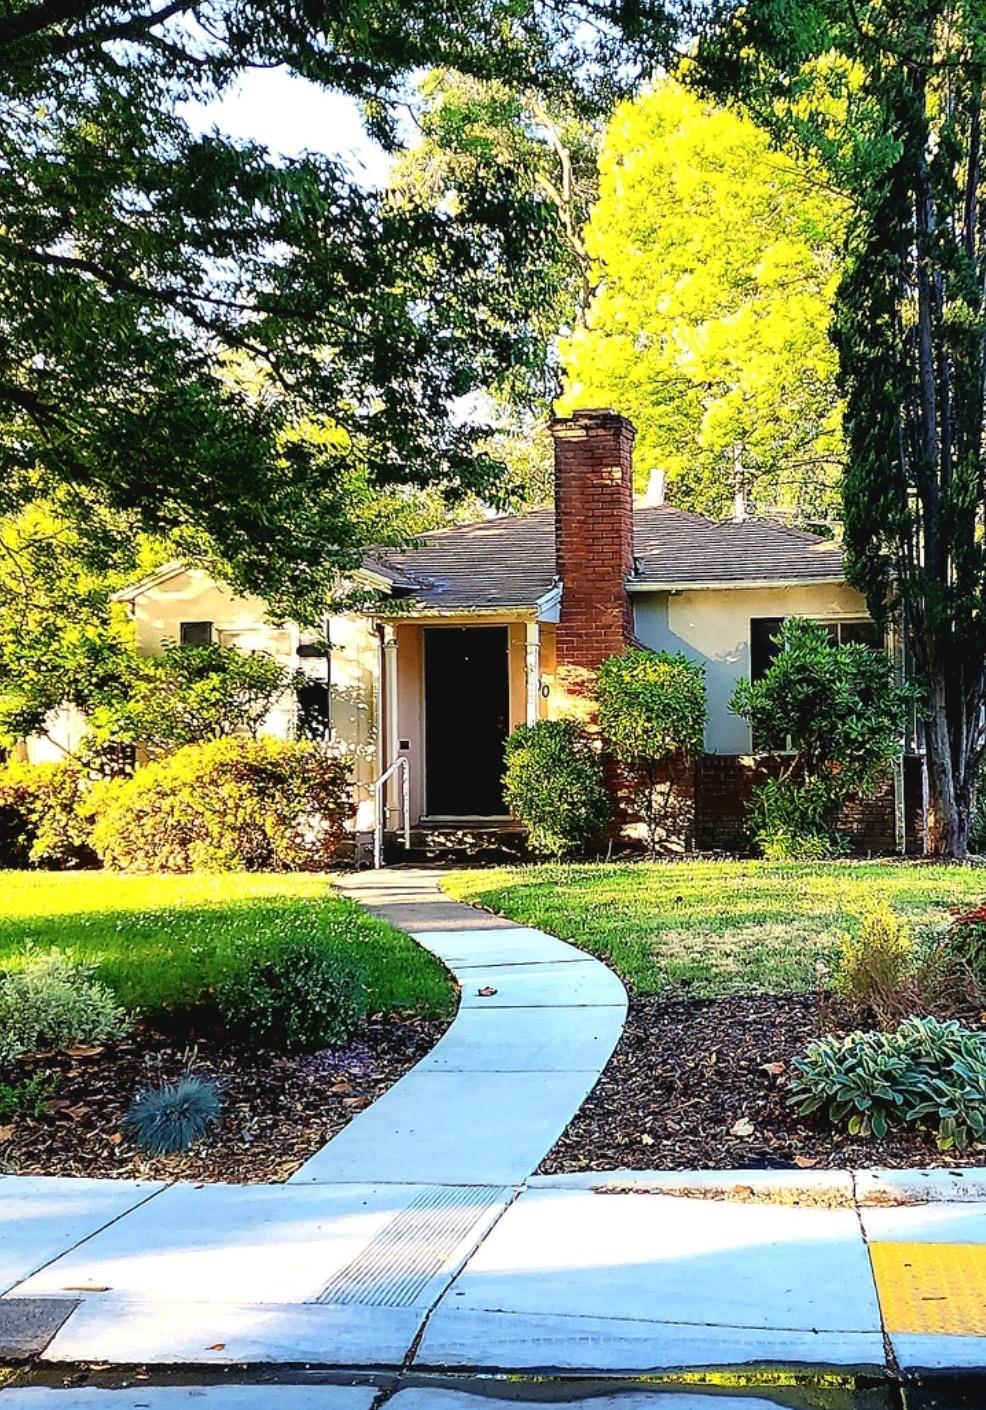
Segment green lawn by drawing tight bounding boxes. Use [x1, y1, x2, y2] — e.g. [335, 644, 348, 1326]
[444, 861, 986, 997]
[0, 871, 454, 1019]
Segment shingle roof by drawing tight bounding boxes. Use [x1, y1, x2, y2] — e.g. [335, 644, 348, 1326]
[374, 509, 558, 609]
[372, 503, 846, 611]
[631, 505, 846, 588]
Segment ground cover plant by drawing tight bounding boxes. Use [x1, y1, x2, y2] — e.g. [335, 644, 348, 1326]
[444, 860, 983, 996]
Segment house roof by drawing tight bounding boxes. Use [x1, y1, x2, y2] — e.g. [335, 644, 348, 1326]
[374, 503, 846, 611]
[629, 505, 846, 590]
[113, 503, 847, 615]
[375, 509, 558, 610]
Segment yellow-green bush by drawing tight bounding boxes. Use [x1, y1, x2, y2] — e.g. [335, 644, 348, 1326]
[835, 905, 915, 1019]
[89, 737, 353, 872]
[0, 759, 93, 868]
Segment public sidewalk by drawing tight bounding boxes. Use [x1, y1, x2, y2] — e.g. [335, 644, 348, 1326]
[0, 870, 985, 1394]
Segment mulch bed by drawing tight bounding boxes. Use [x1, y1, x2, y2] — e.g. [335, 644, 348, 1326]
[541, 993, 986, 1173]
[0, 1013, 449, 1184]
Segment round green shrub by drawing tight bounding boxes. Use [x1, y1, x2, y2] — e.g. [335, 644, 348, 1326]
[89, 736, 353, 872]
[503, 719, 611, 859]
[595, 647, 707, 855]
[215, 933, 366, 1052]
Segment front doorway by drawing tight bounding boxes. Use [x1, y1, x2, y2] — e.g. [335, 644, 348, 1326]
[424, 626, 510, 817]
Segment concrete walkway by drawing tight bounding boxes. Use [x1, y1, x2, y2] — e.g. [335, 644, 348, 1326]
[2, 870, 986, 1393]
[291, 870, 626, 1186]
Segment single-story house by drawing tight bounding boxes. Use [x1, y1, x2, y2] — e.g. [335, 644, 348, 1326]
[54, 409, 924, 855]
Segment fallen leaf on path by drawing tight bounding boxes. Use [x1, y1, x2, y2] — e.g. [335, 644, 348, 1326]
[730, 1118, 755, 1138]
[477, 986, 498, 997]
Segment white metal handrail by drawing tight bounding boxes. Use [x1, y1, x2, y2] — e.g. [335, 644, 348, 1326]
[372, 755, 410, 869]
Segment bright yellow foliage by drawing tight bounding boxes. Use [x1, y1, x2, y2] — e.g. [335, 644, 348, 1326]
[560, 79, 849, 520]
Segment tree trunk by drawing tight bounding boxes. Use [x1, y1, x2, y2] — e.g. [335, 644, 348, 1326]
[924, 682, 971, 858]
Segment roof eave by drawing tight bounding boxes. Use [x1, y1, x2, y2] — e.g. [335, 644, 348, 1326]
[626, 574, 847, 593]
[110, 560, 188, 603]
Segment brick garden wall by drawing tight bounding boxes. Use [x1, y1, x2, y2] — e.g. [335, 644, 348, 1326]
[692, 754, 926, 855]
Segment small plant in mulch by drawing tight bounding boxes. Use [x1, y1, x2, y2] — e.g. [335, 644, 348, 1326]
[0, 951, 131, 1065]
[0, 1070, 57, 1119]
[789, 1015, 986, 1151]
[124, 1072, 221, 1155]
[832, 905, 983, 1029]
[215, 934, 366, 1054]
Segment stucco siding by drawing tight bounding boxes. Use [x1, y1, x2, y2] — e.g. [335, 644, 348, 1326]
[633, 581, 872, 753]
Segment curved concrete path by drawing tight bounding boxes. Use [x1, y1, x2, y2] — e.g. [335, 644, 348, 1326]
[289, 868, 627, 1187]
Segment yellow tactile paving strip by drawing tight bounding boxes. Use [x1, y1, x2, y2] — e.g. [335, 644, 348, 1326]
[870, 1241, 986, 1336]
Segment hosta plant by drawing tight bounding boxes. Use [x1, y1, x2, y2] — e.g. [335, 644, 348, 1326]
[789, 1016, 986, 1151]
[124, 1074, 221, 1155]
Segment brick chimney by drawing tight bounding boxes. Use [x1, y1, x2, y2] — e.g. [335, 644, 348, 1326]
[550, 409, 636, 699]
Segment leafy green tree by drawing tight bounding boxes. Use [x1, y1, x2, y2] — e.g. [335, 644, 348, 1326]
[394, 70, 601, 507]
[0, 496, 162, 751]
[687, 1, 986, 855]
[0, 1, 678, 620]
[559, 77, 847, 520]
[731, 618, 916, 856]
[596, 646, 707, 855]
[88, 642, 302, 756]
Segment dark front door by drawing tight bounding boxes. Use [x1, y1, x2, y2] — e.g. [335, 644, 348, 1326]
[424, 626, 509, 816]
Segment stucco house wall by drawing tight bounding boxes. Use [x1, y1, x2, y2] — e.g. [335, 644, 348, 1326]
[117, 566, 381, 831]
[633, 581, 873, 754]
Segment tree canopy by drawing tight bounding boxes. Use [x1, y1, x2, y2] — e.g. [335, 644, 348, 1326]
[690, 0, 986, 855]
[0, 0, 678, 621]
[559, 77, 848, 520]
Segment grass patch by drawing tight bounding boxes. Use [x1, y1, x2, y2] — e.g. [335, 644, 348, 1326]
[443, 861, 985, 997]
[0, 871, 453, 1020]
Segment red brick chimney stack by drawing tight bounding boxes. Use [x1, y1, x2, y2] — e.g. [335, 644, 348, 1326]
[550, 409, 636, 694]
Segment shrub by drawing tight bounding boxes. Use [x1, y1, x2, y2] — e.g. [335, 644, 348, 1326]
[789, 1016, 986, 1150]
[215, 933, 366, 1053]
[835, 906, 916, 1018]
[502, 720, 611, 859]
[731, 618, 917, 855]
[0, 760, 93, 868]
[89, 736, 353, 872]
[748, 776, 842, 860]
[946, 902, 986, 984]
[124, 1074, 221, 1155]
[88, 640, 304, 756]
[0, 951, 131, 1064]
[596, 648, 707, 855]
[0, 1070, 57, 1118]
[833, 907, 982, 1027]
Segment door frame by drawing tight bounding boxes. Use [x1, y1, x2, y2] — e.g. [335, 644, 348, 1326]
[421, 623, 512, 821]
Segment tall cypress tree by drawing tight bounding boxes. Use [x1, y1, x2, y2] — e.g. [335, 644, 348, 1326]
[689, 0, 986, 855]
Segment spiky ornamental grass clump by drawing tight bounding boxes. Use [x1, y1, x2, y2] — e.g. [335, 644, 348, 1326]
[123, 1074, 221, 1155]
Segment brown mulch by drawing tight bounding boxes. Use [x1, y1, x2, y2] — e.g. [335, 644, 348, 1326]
[541, 993, 986, 1174]
[0, 1013, 449, 1184]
